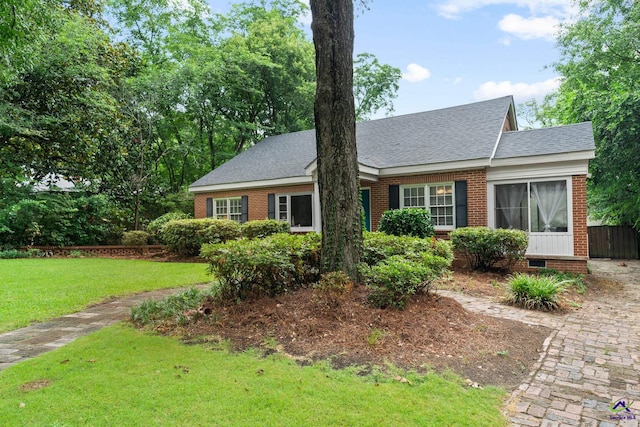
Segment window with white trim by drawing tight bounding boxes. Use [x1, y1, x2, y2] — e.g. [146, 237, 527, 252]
[400, 183, 454, 229]
[495, 180, 568, 233]
[214, 198, 242, 222]
[277, 193, 313, 229]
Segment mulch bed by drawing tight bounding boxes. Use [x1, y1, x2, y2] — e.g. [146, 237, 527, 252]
[147, 267, 624, 391]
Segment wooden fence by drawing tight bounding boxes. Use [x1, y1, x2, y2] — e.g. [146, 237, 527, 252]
[588, 226, 639, 259]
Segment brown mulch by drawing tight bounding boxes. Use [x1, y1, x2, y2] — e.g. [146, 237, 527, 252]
[149, 267, 624, 391]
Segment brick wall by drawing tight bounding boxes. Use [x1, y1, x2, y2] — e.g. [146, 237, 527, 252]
[194, 184, 315, 220]
[364, 169, 487, 231]
[572, 175, 588, 258]
[25, 245, 166, 257]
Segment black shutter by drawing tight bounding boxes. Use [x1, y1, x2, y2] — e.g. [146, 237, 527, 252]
[241, 195, 248, 223]
[206, 198, 213, 218]
[267, 194, 275, 219]
[455, 180, 468, 228]
[389, 185, 400, 210]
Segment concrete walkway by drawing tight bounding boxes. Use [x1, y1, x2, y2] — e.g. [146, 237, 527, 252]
[1, 260, 639, 427]
[0, 287, 199, 371]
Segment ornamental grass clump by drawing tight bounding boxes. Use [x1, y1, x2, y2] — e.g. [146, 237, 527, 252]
[505, 273, 570, 311]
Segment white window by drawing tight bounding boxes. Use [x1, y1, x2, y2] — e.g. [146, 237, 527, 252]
[495, 180, 568, 233]
[401, 183, 454, 229]
[277, 193, 313, 230]
[214, 198, 242, 223]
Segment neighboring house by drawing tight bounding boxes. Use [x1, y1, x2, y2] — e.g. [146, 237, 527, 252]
[189, 96, 595, 273]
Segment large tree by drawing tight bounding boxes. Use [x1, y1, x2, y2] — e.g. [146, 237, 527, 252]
[541, 0, 640, 228]
[309, 0, 362, 279]
[353, 52, 401, 121]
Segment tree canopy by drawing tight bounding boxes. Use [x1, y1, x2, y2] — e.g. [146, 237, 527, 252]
[541, 0, 640, 229]
[1, 0, 401, 245]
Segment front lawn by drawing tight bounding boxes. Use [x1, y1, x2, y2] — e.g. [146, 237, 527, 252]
[0, 258, 209, 332]
[0, 325, 508, 426]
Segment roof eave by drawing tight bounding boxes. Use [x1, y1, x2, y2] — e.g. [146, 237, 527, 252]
[188, 176, 314, 193]
[490, 150, 595, 168]
[378, 158, 491, 177]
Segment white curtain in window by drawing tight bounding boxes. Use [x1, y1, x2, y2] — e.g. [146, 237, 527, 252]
[531, 181, 567, 232]
[496, 184, 526, 228]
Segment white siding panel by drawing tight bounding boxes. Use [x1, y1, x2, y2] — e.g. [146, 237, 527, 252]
[527, 234, 573, 256]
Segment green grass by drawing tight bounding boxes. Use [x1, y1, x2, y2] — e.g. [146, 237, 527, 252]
[0, 259, 210, 332]
[0, 325, 508, 426]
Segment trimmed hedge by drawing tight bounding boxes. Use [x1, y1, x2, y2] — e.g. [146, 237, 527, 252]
[241, 219, 290, 239]
[121, 231, 150, 246]
[360, 251, 452, 310]
[378, 208, 435, 238]
[362, 231, 452, 266]
[163, 218, 241, 256]
[450, 227, 528, 272]
[200, 233, 321, 301]
[147, 212, 192, 244]
[359, 232, 453, 309]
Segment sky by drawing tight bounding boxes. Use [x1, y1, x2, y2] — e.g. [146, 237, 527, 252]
[208, 0, 578, 124]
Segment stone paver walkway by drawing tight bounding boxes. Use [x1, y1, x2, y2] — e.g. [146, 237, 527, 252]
[442, 260, 640, 427]
[1, 260, 639, 427]
[0, 286, 203, 371]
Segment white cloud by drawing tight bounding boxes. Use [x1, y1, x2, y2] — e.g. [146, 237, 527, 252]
[473, 77, 561, 102]
[434, 0, 571, 20]
[434, 0, 577, 41]
[402, 64, 431, 83]
[498, 13, 560, 40]
[499, 36, 512, 46]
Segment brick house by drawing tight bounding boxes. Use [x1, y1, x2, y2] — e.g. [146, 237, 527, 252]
[189, 96, 595, 273]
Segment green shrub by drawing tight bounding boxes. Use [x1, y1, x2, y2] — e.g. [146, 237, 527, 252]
[313, 271, 353, 308]
[131, 287, 215, 327]
[362, 232, 453, 266]
[241, 219, 290, 239]
[0, 194, 123, 247]
[147, 212, 192, 244]
[0, 249, 31, 259]
[360, 252, 449, 310]
[505, 273, 570, 311]
[162, 218, 241, 256]
[201, 233, 321, 302]
[378, 208, 435, 238]
[450, 227, 528, 272]
[121, 231, 150, 246]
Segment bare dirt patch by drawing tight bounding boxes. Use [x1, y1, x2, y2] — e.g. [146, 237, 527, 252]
[19, 379, 52, 392]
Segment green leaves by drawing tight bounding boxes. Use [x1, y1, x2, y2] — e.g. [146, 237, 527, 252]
[543, 0, 640, 229]
[378, 208, 436, 239]
[354, 53, 402, 121]
[450, 227, 528, 272]
[505, 273, 569, 311]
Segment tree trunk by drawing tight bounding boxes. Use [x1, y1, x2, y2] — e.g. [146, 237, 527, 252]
[310, 0, 362, 280]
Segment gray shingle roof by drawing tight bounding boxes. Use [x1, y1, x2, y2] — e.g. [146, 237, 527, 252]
[190, 96, 594, 189]
[190, 129, 317, 187]
[355, 96, 512, 168]
[494, 122, 595, 159]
